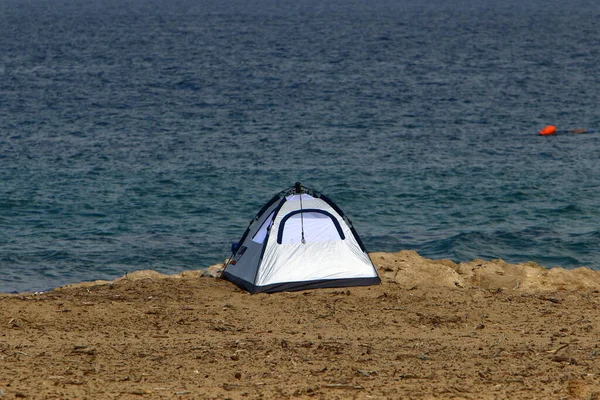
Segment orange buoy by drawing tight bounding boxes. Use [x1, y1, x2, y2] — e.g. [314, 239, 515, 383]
[539, 125, 557, 135]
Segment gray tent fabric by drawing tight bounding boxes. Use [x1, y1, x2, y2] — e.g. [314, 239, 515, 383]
[223, 183, 380, 293]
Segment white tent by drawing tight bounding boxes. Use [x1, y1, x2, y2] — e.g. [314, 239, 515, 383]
[223, 183, 380, 293]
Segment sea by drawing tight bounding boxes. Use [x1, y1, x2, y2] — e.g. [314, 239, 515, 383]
[1, 0, 599, 293]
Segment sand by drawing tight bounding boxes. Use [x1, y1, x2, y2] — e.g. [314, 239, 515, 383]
[1, 250, 600, 399]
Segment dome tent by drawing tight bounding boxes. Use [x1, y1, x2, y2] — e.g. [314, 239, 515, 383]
[223, 183, 380, 293]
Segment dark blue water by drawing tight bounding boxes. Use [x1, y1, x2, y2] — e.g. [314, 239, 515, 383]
[2, 0, 599, 293]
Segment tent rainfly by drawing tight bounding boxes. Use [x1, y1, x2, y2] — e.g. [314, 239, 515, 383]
[223, 182, 380, 293]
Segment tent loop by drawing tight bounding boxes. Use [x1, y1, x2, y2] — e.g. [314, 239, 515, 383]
[299, 191, 306, 244]
[295, 182, 306, 244]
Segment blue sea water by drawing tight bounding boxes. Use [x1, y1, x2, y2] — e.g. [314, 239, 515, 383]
[1, 0, 599, 293]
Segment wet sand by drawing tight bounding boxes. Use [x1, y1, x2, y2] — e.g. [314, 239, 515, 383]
[1, 250, 600, 399]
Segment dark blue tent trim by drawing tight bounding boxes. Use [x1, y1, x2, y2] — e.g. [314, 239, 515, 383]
[276, 209, 345, 244]
[252, 197, 287, 285]
[232, 193, 282, 256]
[222, 271, 381, 294]
[319, 193, 369, 253]
[254, 192, 284, 221]
[227, 195, 286, 271]
[222, 271, 258, 293]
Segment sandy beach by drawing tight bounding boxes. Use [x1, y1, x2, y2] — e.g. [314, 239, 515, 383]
[2, 250, 600, 399]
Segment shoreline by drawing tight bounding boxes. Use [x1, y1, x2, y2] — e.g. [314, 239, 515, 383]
[5, 250, 600, 296]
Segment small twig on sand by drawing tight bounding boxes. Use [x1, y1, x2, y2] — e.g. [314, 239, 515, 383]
[540, 296, 561, 304]
[322, 384, 364, 390]
[548, 343, 570, 354]
[8, 351, 31, 357]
